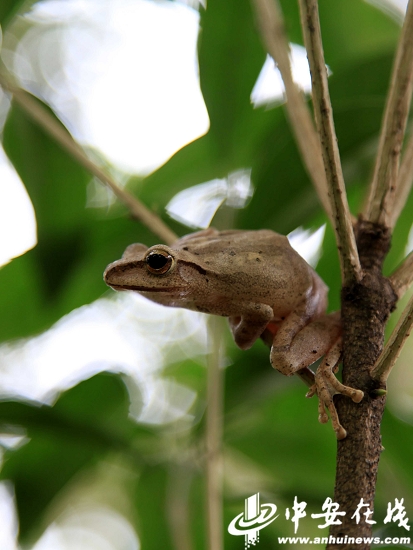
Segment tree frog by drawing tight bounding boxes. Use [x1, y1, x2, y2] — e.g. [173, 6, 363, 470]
[104, 228, 363, 439]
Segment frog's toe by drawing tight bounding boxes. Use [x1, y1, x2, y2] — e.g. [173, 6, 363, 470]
[305, 384, 317, 399]
[336, 425, 347, 440]
[308, 377, 346, 438]
[322, 391, 348, 440]
[350, 389, 364, 403]
[307, 351, 363, 439]
[316, 365, 364, 405]
[317, 397, 329, 424]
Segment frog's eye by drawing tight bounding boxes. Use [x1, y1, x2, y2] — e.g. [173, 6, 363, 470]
[145, 250, 173, 274]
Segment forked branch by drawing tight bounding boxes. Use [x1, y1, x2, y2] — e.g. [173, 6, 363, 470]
[371, 247, 413, 385]
[298, 0, 361, 286]
[251, 0, 332, 222]
[252, 0, 361, 285]
[389, 250, 413, 298]
[372, 292, 413, 384]
[389, 131, 413, 228]
[364, 0, 413, 227]
[0, 72, 178, 245]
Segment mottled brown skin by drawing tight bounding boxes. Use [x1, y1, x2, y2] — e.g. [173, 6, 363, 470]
[104, 228, 364, 438]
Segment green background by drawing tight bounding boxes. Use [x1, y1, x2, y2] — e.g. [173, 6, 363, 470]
[0, 0, 412, 548]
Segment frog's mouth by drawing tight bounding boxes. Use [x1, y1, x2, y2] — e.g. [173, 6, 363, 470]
[108, 283, 182, 293]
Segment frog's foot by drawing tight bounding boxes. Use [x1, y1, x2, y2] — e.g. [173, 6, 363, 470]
[306, 346, 364, 440]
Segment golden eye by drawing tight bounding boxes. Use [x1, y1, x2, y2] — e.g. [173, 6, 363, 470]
[145, 250, 173, 274]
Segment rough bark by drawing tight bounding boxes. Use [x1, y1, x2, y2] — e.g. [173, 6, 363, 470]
[327, 219, 398, 549]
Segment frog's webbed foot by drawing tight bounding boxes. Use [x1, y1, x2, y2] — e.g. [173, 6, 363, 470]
[306, 338, 364, 440]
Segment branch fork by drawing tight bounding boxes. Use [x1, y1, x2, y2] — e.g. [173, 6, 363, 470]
[253, 0, 361, 286]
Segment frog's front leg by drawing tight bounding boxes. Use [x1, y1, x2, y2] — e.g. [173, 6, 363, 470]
[228, 304, 274, 350]
[269, 312, 364, 439]
[306, 337, 363, 439]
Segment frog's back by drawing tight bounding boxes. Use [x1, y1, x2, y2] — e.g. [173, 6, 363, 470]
[173, 228, 319, 308]
[174, 228, 288, 257]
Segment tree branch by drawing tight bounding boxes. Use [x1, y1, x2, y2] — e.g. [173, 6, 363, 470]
[0, 72, 178, 246]
[298, 0, 361, 286]
[251, 0, 333, 223]
[206, 317, 224, 550]
[389, 249, 413, 298]
[329, 221, 397, 548]
[371, 292, 413, 384]
[363, 0, 413, 226]
[389, 131, 413, 229]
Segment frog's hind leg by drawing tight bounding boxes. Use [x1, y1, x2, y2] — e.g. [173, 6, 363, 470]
[269, 312, 364, 439]
[269, 312, 341, 376]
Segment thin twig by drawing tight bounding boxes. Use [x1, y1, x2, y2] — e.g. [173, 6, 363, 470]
[298, 0, 362, 285]
[0, 73, 178, 245]
[372, 292, 413, 384]
[389, 131, 413, 228]
[206, 317, 224, 550]
[389, 250, 413, 298]
[167, 466, 194, 550]
[364, 0, 413, 226]
[251, 0, 333, 223]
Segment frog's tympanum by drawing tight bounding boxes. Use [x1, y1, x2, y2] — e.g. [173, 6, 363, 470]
[104, 228, 363, 439]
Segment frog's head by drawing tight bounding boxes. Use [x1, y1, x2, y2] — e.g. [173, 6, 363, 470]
[103, 242, 196, 302]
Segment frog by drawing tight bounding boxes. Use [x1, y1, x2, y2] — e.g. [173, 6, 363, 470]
[103, 228, 364, 439]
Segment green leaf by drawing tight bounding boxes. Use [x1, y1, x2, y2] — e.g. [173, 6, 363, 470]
[225, 366, 337, 499]
[198, 0, 265, 155]
[0, 372, 151, 543]
[0, 99, 153, 342]
[316, 0, 399, 68]
[3, 101, 91, 233]
[133, 465, 176, 550]
[138, 0, 270, 215]
[278, 0, 399, 68]
[0, 0, 26, 27]
[140, 6, 399, 236]
[0, 252, 44, 340]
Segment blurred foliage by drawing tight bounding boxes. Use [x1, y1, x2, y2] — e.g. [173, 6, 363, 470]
[0, 0, 413, 548]
[0, 0, 25, 27]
